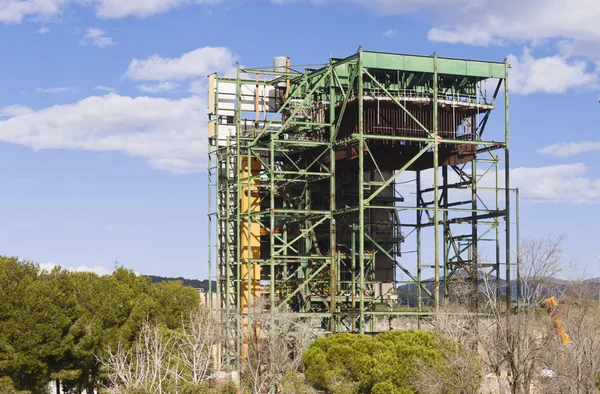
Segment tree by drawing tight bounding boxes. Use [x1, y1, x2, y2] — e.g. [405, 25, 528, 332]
[535, 287, 600, 394]
[435, 234, 570, 394]
[68, 268, 200, 392]
[303, 330, 482, 394]
[0, 376, 30, 394]
[175, 307, 223, 386]
[0, 257, 61, 393]
[519, 234, 570, 305]
[99, 307, 229, 394]
[0, 257, 202, 393]
[100, 321, 175, 394]
[243, 303, 315, 394]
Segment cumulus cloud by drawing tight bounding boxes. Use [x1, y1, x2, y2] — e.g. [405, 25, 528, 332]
[507, 48, 597, 94]
[396, 162, 600, 205]
[0, 0, 68, 24]
[188, 80, 207, 95]
[80, 27, 117, 48]
[37, 26, 50, 34]
[538, 141, 600, 158]
[0, 94, 207, 173]
[126, 46, 238, 81]
[0, 46, 237, 174]
[399, 0, 600, 47]
[270, 0, 600, 56]
[511, 163, 600, 204]
[0, 0, 221, 23]
[0, 104, 33, 117]
[137, 82, 179, 93]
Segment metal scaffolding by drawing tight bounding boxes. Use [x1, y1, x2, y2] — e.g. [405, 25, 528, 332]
[208, 48, 510, 356]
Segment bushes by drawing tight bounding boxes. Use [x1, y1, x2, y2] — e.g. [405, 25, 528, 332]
[303, 330, 482, 394]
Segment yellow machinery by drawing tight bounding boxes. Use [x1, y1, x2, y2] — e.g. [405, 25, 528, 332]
[240, 157, 262, 360]
[542, 296, 570, 346]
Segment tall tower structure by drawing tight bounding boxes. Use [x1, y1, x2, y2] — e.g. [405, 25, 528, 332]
[208, 48, 510, 348]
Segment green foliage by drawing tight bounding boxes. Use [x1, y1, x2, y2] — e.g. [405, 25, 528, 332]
[0, 376, 30, 394]
[0, 256, 200, 394]
[146, 275, 216, 293]
[303, 330, 482, 394]
[281, 372, 317, 394]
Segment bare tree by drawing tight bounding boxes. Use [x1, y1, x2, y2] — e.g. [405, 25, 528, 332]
[174, 307, 223, 385]
[99, 321, 175, 394]
[519, 234, 569, 305]
[435, 234, 569, 394]
[481, 273, 557, 394]
[99, 307, 226, 394]
[243, 300, 316, 394]
[537, 282, 600, 394]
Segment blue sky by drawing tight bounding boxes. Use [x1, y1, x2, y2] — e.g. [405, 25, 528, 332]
[0, 0, 599, 279]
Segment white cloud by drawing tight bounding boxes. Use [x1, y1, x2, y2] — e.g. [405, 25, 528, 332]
[382, 29, 395, 38]
[137, 81, 179, 93]
[0, 0, 221, 24]
[507, 48, 597, 95]
[126, 46, 237, 81]
[188, 80, 206, 95]
[427, 27, 503, 46]
[0, 47, 237, 174]
[36, 86, 77, 93]
[270, 0, 600, 55]
[538, 141, 600, 158]
[0, 104, 33, 117]
[80, 27, 117, 48]
[347, 0, 472, 13]
[94, 85, 116, 93]
[37, 26, 50, 34]
[92, 0, 222, 19]
[39, 262, 112, 275]
[512, 163, 600, 204]
[390, 0, 600, 48]
[0, 93, 207, 173]
[396, 162, 600, 205]
[0, 0, 67, 24]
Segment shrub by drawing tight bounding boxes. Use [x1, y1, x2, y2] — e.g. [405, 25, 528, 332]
[303, 330, 482, 394]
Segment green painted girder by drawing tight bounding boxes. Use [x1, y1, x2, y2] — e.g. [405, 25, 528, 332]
[361, 51, 507, 79]
[290, 50, 506, 94]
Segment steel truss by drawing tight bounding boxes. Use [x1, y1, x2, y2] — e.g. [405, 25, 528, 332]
[208, 48, 510, 358]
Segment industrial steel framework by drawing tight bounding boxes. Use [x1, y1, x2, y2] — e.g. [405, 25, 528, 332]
[208, 48, 510, 354]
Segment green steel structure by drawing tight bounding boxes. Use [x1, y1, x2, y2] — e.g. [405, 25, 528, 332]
[207, 48, 510, 345]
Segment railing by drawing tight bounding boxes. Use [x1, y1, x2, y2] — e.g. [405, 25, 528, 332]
[362, 87, 495, 107]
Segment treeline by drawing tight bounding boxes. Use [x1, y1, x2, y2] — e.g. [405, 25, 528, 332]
[0, 256, 200, 394]
[146, 275, 216, 293]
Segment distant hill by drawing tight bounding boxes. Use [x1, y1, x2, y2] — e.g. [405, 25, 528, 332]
[398, 276, 600, 306]
[145, 275, 600, 300]
[146, 275, 216, 292]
